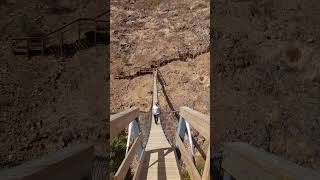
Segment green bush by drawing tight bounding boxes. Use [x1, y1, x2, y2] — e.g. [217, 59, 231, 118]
[182, 169, 191, 180]
[182, 163, 205, 179]
[196, 163, 204, 175]
[110, 135, 127, 178]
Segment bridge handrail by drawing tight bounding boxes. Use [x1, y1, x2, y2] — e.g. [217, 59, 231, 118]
[222, 142, 320, 180]
[179, 106, 210, 139]
[110, 107, 144, 180]
[0, 144, 94, 180]
[176, 107, 210, 180]
[110, 107, 139, 139]
[113, 133, 143, 180]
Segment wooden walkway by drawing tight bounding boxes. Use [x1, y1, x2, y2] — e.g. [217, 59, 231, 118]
[111, 69, 209, 180]
[134, 70, 181, 180]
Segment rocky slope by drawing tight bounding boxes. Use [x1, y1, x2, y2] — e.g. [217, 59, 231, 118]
[213, 0, 320, 171]
[0, 1, 107, 169]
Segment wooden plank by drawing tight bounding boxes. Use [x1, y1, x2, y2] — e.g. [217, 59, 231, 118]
[179, 107, 209, 140]
[222, 142, 320, 180]
[0, 144, 94, 180]
[110, 107, 139, 139]
[175, 132, 201, 180]
[202, 146, 210, 180]
[132, 149, 146, 180]
[144, 149, 181, 180]
[114, 134, 142, 180]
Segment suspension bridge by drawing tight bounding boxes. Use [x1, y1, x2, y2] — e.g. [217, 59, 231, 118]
[111, 69, 210, 180]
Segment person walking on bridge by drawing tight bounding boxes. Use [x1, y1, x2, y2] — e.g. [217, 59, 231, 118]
[152, 102, 160, 125]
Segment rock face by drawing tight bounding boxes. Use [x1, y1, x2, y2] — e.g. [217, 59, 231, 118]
[0, 48, 107, 169]
[213, 0, 320, 172]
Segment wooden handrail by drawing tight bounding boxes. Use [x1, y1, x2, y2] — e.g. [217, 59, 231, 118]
[176, 132, 202, 180]
[132, 150, 146, 180]
[95, 20, 108, 23]
[12, 11, 108, 42]
[202, 147, 210, 180]
[46, 18, 94, 37]
[113, 133, 142, 180]
[222, 142, 320, 180]
[13, 18, 97, 42]
[0, 144, 94, 180]
[175, 107, 210, 180]
[94, 11, 109, 20]
[110, 107, 139, 139]
[179, 106, 209, 140]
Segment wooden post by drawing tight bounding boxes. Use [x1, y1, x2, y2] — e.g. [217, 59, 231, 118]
[202, 147, 210, 180]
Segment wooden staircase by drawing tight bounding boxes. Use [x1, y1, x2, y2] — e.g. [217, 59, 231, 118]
[11, 12, 109, 58]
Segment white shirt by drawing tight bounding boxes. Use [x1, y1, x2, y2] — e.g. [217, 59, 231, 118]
[152, 105, 160, 115]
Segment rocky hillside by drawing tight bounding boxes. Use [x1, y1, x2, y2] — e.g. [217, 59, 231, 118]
[0, 1, 107, 169]
[110, 0, 209, 111]
[213, 0, 320, 171]
[110, 0, 210, 163]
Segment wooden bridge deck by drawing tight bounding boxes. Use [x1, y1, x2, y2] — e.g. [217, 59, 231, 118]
[135, 70, 181, 180]
[139, 116, 181, 180]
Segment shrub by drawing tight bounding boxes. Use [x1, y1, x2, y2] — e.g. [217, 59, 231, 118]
[182, 163, 205, 179]
[110, 135, 127, 178]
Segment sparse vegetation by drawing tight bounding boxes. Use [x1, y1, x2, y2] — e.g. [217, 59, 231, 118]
[182, 163, 204, 179]
[182, 169, 191, 180]
[110, 135, 127, 177]
[110, 134, 134, 179]
[196, 163, 204, 175]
